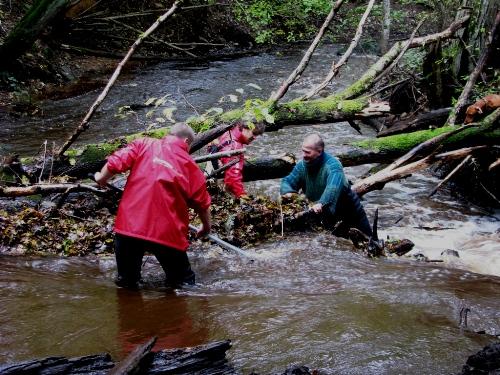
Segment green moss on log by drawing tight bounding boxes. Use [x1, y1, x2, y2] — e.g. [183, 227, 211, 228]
[354, 126, 454, 151]
[187, 95, 369, 131]
[354, 121, 500, 152]
[66, 127, 171, 163]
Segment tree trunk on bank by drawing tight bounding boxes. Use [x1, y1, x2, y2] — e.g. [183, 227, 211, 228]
[0, 0, 72, 70]
[380, 0, 391, 54]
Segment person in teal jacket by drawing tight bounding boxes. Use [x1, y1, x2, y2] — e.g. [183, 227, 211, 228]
[281, 133, 372, 237]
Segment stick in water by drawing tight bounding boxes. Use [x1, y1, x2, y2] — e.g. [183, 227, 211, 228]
[188, 224, 255, 260]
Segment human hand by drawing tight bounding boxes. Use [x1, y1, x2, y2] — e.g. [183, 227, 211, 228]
[94, 172, 107, 187]
[311, 203, 323, 214]
[197, 224, 211, 238]
[239, 194, 252, 202]
[281, 193, 296, 202]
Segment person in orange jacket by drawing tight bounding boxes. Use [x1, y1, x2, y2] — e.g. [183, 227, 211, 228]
[95, 123, 211, 289]
[209, 122, 265, 199]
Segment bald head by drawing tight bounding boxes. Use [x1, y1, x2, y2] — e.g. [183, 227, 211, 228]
[170, 123, 196, 145]
[302, 133, 324, 152]
[301, 133, 324, 163]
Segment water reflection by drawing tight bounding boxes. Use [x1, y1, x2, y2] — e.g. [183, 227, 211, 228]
[115, 289, 210, 356]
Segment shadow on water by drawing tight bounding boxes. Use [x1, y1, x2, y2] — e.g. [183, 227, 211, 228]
[1, 45, 500, 373]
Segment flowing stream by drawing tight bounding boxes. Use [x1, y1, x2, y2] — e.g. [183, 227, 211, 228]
[1, 45, 499, 373]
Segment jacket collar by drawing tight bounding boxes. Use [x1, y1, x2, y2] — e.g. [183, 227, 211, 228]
[164, 135, 189, 152]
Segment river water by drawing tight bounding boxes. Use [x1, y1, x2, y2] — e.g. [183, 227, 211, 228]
[1, 46, 499, 373]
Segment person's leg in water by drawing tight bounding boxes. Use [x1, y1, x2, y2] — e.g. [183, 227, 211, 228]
[326, 188, 372, 238]
[114, 234, 145, 289]
[347, 188, 372, 237]
[151, 244, 196, 287]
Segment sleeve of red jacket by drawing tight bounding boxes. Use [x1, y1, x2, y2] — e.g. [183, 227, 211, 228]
[106, 140, 142, 174]
[222, 155, 246, 198]
[187, 164, 211, 211]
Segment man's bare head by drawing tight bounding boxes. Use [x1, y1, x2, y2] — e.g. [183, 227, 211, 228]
[302, 133, 324, 151]
[301, 133, 324, 163]
[170, 123, 196, 145]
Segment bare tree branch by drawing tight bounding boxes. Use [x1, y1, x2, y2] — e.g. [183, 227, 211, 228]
[428, 154, 472, 197]
[268, 0, 345, 104]
[0, 183, 104, 198]
[353, 146, 488, 197]
[57, 1, 181, 157]
[373, 17, 426, 84]
[107, 18, 197, 58]
[301, 0, 376, 100]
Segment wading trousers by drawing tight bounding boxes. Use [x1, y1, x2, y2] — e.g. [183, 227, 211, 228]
[114, 234, 195, 289]
[325, 187, 372, 238]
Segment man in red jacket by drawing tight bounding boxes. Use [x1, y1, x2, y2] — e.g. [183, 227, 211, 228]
[95, 123, 211, 289]
[210, 122, 265, 199]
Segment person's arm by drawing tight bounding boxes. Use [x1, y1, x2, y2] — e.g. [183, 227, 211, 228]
[95, 140, 142, 186]
[195, 206, 211, 238]
[187, 165, 212, 237]
[222, 156, 246, 198]
[94, 164, 114, 187]
[280, 164, 303, 197]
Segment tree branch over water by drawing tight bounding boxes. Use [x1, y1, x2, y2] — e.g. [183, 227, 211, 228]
[57, 1, 182, 157]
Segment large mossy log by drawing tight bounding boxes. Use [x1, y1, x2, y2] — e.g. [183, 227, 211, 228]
[2, 110, 498, 187]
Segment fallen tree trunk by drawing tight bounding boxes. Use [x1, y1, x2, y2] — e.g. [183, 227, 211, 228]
[0, 182, 103, 198]
[2, 108, 498, 190]
[377, 107, 452, 137]
[188, 97, 389, 133]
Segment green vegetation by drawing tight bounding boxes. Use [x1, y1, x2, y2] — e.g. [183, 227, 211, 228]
[232, 0, 440, 45]
[232, 0, 332, 43]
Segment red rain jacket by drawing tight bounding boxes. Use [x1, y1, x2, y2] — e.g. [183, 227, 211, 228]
[106, 136, 211, 251]
[216, 127, 248, 197]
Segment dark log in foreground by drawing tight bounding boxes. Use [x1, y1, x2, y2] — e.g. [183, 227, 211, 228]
[0, 340, 233, 375]
[109, 336, 157, 375]
[148, 340, 233, 375]
[0, 354, 114, 375]
[459, 341, 500, 375]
